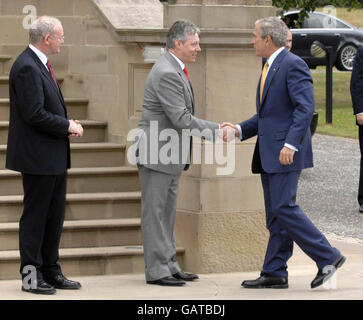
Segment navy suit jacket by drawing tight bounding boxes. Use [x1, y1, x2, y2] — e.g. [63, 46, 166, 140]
[239, 48, 314, 174]
[6, 47, 70, 175]
[350, 46, 363, 120]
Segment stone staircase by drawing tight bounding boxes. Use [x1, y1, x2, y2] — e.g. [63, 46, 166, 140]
[0, 54, 184, 280]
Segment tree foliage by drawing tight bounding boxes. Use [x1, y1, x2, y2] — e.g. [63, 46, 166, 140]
[274, 0, 362, 22]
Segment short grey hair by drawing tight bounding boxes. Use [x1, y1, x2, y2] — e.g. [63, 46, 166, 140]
[29, 16, 61, 44]
[166, 20, 200, 49]
[255, 17, 288, 47]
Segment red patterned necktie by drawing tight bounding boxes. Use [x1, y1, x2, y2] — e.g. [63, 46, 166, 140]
[46, 60, 58, 86]
[183, 67, 190, 81]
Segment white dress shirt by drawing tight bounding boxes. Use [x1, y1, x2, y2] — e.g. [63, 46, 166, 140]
[28, 44, 49, 71]
[169, 50, 185, 71]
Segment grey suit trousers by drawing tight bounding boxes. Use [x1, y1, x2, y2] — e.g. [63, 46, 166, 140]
[138, 165, 182, 281]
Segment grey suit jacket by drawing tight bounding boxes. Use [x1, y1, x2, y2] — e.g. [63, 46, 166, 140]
[136, 50, 219, 175]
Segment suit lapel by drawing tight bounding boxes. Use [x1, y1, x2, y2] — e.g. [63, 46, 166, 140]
[26, 47, 66, 107]
[164, 50, 195, 113]
[259, 49, 288, 109]
[189, 81, 195, 115]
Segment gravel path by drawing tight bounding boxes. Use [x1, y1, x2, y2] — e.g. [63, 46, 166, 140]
[298, 133, 363, 240]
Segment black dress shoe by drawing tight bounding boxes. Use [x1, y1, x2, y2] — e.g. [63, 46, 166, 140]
[173, 271, 199, 281]
[359, 205, 363, 213]
[147, 276, 185, 286]
[44, 274, 82, 290]
[311, 255, 346, 289]
[242, 275, 288, 289]
[21, 279, 56, 295]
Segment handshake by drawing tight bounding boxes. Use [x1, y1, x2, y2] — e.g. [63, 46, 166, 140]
[219, 122, 239, 142]
[68, 119, 84, 137]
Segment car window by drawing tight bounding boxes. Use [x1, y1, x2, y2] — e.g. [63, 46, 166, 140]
[302, 13, 350, 29]
[283, 14, 298, 29]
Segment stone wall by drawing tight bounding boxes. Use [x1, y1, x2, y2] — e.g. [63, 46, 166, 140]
[0, 0, 151, 145]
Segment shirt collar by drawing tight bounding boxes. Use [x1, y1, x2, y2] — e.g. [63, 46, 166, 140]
[28, 44, 48, 68]
[168, 50, 185, 71]
[266, 46, 285, 70]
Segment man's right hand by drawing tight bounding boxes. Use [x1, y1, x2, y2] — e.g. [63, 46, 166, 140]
[357, 114, 363, 125]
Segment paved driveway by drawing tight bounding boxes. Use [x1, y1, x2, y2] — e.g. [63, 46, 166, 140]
[298, 134, 363, 239]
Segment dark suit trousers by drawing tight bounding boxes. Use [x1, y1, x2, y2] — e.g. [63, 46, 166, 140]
[260, 171, 340, 277]
[19, 173, 67, 279]
[358, 126, 363, 205]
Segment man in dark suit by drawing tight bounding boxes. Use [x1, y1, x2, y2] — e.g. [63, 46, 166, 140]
[222, 17, 345, 289]
[6, 16, 83, 294]
[350, 47, 363, 213]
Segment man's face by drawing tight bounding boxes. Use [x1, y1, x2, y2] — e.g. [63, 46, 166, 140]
[285, 31, 292, 51]
[175, 33, 201, 63]
[45, 22, 64, 55]
[251, 24, 267, 58]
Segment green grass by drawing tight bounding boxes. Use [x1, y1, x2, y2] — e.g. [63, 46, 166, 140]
[309, 8, 363, 139]
[311, 67, 357, 139]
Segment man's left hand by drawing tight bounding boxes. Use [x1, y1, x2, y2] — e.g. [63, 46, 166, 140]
[279, 146, 295, 165]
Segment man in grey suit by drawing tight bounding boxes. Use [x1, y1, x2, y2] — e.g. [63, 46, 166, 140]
[136, 20, 221, 286]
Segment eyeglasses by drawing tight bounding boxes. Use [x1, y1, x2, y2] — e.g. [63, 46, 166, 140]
[50, 34, 65, 41]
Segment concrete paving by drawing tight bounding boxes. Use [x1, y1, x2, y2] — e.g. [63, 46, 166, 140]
[0, 237, 362, 300]
[298, 134, 363, 239]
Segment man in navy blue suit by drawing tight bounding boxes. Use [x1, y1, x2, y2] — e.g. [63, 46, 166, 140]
[350, 47, 363, 213]
[222, 17, 345, 289]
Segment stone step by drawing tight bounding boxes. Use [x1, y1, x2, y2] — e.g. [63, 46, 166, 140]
[0, 142, 125, 169]
[0, 191, 141, 222]
[0, 119, 107, 144]
[0, 218, 142, 251]
[0, 55, 11, 62]
[0, 75, 64, 98]
[0, 55, 11, 75]
[0, 98, 88, 120]
[69, 120, 107, 143]
[69, 142, 125, 167]
[0, 166, 140, 196]
[0, 246, 185, 280]
[0, 76, 9, 98]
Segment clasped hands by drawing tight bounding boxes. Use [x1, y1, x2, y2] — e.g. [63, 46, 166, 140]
[219, 122, 239, 142]
[68, 119, 83, 137]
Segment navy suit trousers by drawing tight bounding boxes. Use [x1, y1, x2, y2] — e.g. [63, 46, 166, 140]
[260, 171, 340, 277]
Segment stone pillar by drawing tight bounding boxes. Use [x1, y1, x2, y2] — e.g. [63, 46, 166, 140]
[90, 0, 276, 273]
[166, 0, 276, 273]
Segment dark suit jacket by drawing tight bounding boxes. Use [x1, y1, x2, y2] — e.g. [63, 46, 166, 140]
[350, 46, 363, 121]
[6, 47, 70, 175]
[239, 48, 314, 174]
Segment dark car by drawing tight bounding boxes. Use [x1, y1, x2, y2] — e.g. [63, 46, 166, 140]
[282, 10, 363, 71]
